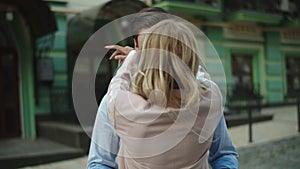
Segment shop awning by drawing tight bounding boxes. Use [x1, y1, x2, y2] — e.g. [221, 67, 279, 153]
[2, 0, 57, 39]
[67, 0, 147, 49]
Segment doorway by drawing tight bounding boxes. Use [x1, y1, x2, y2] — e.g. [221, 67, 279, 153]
[286, 56, 300, 93]
[230, 53, 261, 100]
[0, 27, 21, 139]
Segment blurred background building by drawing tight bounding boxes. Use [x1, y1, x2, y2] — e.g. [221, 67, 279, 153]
[0, 0, 300, 167]
[0, 0, 57, 139]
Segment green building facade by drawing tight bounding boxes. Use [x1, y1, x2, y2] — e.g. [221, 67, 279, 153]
[154, 0, 300, 104]
[1, 0, 299, 139]
[49, 0, 300, 119]
[35, 1, 69, 116]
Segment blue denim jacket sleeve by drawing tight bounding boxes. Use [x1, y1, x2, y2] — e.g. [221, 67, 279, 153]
[208, 114, 239, 169]
[87, 94, 119, 169]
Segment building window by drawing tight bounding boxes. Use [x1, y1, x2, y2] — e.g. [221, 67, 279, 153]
[224, 0, 282, 14]
[230, 54, 254, 97]
[169, 0, 196, 3]
[281, 31, 300, 44]
[286, 56, 300, 93]
[168, 0, 220, 6]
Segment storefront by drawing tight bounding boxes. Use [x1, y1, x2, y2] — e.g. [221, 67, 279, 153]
[0, 0, 57, 139]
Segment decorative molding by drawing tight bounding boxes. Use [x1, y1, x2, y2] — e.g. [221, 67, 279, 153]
[223, 42, 264, 49]
[281, 31, 300, 44]
[280, 46, 300, 52]
[224, 26, 264, 41]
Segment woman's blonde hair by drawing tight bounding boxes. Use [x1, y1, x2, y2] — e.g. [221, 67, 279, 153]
[131, 19, 208, 108]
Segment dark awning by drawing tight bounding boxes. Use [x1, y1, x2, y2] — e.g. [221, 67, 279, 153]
[2, 0, 57, 39]
[67, 0, 147, 49]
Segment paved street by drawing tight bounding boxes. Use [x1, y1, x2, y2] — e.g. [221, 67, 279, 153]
[229, 106, 298, 147]
[22, 106, 300, 169]
[22, 157, 87, 169]
[238, 134, 300, 169]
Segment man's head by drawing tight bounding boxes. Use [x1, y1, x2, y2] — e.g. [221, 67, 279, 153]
[131, 7, 170, 49]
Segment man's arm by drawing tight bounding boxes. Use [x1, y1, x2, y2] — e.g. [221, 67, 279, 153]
[88, 47, 135, 169]
[208, 114, 239, 169]
[87, 94, 119, 169]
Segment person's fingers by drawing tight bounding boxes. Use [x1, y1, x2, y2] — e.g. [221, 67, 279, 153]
[114, 55, 127, 60]
[124, 46, 134, 53]
[106, 45, 133, 60]
[109, 50, 120, 60]
[105, 45, 122, 60]
[106, 45, 125, 60]
[105, 45, 127, 54]
[106, 45, 133, 55]
[118, 59, 123, 66]
[105, 45, 121, 50]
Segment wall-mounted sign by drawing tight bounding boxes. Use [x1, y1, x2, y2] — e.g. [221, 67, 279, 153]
[37, 57, 54, 83]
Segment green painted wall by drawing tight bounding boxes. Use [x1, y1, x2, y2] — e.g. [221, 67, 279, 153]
[13, 11, 36, 138]
[204, 25, 299, 104]
[205, 25, 270, 103]
[204, 26, 227, 98]
[35, 12, 68, 115]
[158, 1, 299, 105]
[264, 32, 284, 102]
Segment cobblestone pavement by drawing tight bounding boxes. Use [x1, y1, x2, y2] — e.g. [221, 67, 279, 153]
[238, 134, 300, 169]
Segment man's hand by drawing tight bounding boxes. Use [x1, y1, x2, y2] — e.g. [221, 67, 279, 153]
[105, 45, 133, 61]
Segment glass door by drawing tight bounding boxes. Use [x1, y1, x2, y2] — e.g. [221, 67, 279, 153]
[231, 54, 255, 98]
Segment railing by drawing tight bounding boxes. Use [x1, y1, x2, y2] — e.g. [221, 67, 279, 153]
[297, 97, 300, 132]
[50, 86, 71, 114]
[160, 0, 300, 19]
[224, 0, 284, 14]
[160, 0, 221, 7]
[226, 82, 262, 114]
[225, 82, 264, 142]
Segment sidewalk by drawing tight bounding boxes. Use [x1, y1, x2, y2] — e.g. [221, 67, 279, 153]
[21, 105, 300, 169]
[231, 105, 300, 169]
[229, 105, 298, 148]
[0, 138, 84, 168]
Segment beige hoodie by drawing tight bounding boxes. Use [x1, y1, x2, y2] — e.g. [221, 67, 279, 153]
[108, 51, 223, 169]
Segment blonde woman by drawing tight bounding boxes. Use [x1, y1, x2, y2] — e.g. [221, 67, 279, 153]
[107, 20, 223, 169]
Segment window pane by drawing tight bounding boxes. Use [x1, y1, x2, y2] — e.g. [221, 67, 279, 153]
[286, 56, 300, 93]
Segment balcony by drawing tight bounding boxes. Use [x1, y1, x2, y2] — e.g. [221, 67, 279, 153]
[224, 0, 282, 25]
[283, 10, 300, 28]
[153, 0, 221, 18]
[284, 18, 300, 27]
